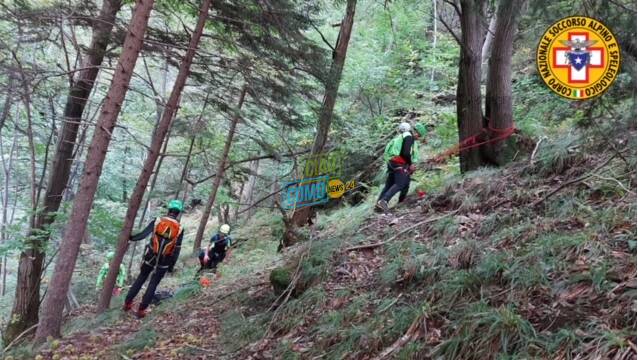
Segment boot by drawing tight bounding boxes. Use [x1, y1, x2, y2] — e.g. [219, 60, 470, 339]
[376, 199, 389, 213]
[136, 306, 148, 319]
[123, 300, 133, 312]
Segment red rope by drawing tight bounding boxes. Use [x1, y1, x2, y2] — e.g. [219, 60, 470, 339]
[429, 120, 516, 164]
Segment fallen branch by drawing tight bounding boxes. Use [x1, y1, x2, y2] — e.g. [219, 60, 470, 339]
[215, 281, 270, 302]
[184, 344, 216, 353]
[531, 154, 617, 207]
[3, 323, 38, 353]
[529, 136, 546, 165]
[344, 211, 459, 252]
[590, 174, 636, 195]
[372, 315, 423, 360]
[378, 294, 402, 313]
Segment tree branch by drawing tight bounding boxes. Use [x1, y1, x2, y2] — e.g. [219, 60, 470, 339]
[310, 22, 335, 52]
[438, 14, 461, 45]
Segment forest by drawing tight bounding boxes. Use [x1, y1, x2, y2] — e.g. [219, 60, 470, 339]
[0, 0, 636, 359]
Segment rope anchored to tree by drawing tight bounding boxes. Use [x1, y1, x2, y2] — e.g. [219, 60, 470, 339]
[429, 120, 517, 164]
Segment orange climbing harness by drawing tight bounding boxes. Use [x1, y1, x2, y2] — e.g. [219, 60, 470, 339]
[429, 121, 517, 164]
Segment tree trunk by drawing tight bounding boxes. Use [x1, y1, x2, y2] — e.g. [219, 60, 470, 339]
[126, 198, 148, 280]
[430, 0, 437, 84]
[216, 204, 223, 225]
[35, 100, 58, 207]
[223, 204, 230, 224]
[97, 0, 212, 313]
[0, 131, 17, 296]
[241, 159, 260, 220]
[35, 0, 154, 342]
[15, 61, 38, 229]
[193, 86, 247, 252]
[4, 0, 123, 344]
[457, 0, 487, 173]
[233, 181, 245, 221]
[137, 124, 172, 229]
[64, 119, 90, 202]
[481, 12, 498, 71]
[292, 0, 356, 227]
[483, 0, 524, 165]
[122, 146, 129, 202]
[0, 76, 14, 133]
[175, 135, 196, 199]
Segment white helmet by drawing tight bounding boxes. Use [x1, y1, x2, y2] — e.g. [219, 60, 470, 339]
[398, 122, 411, 133]
[220, 224, 230, 234]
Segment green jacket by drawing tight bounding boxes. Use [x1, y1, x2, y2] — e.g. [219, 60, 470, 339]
[96, 263, 127, 289]
[383, 132, 420, 163]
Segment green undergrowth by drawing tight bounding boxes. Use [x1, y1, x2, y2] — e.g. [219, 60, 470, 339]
[115, 327, 158, 355]
[256, 127, 636, 358]
[62, 307, 122, 337]
[18, 127, 632, 360]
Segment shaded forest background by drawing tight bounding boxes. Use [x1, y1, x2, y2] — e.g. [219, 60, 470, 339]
[0, 0, 635, 357]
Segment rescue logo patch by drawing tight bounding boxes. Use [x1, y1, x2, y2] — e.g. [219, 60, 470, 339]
[536, 16, 621, 100]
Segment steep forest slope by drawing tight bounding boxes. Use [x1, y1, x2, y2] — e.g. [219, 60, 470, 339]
[8, 124, 633, 359]
[0, 0, 636, 358]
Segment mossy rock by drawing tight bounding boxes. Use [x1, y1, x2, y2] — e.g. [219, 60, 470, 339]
[270, 267, 292, 297]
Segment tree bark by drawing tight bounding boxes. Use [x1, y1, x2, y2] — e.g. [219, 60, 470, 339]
[193, 85, 248, 252]
[233, 181, 245, 221]
[0, 130, 17, 295]
[216, 204, 223, 225]
[138, 124, 172, 224]
[97, 0, 212, 313]
[292, 0, 356, 227]
[483, 0, 524, 165]
[127, 130, 168, 278]
[0, 76, 14, 133]
[457, 0, 488, 173]
[35, 0, 154, 342]
[122, 146, 129, 202]
[4, 0, 123, 344]
[430, 0, 437, 83]
[481, 12, 498, 70]
[241, 159, 260, 220]
[35, 99, 58, 207]
[175, 135, 196, 199]
[15, 57, 38, 229]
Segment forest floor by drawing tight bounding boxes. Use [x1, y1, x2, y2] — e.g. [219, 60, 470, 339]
[9, 130, 637, 360]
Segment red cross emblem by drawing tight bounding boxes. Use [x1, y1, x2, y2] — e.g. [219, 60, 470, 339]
[553, 32, 604, 84]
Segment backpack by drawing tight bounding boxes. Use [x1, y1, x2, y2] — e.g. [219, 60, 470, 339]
[150, 217, 182, 257]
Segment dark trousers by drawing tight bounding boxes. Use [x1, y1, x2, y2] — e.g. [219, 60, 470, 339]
[125, 263, 167, 310]
[378, 164, 410, 203]
[198, 248, 226, 270]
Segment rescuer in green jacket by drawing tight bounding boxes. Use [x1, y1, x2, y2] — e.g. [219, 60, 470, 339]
[376, 122, 426, 212]
[96, 251, 127, 296]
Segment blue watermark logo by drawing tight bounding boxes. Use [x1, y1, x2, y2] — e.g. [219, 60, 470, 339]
[281, 175, 329, 210]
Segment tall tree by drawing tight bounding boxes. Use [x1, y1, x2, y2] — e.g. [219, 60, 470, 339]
[240, 159, 260, 220]
[193, 85, 248, 252]
[97, 0, 213, 313]
[483, 0, 525, 164]
[291, 0, 357, 227]
[35, 0, 155, 342]
[0, 130, 17, 295]
[4, 0, 123, 343]
[456, 0, 488, 172]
